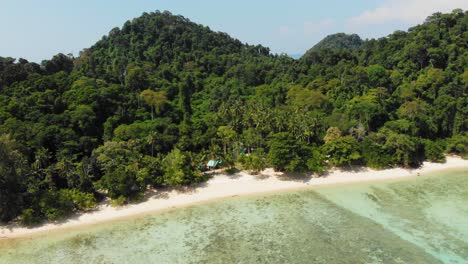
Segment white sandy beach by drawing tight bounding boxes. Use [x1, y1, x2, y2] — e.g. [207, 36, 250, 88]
[1, 156, 467, 239]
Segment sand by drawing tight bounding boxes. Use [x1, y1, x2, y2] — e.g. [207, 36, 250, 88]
[1, 156, 467, 239]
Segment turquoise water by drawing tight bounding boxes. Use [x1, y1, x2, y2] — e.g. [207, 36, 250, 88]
[0, 169, 467, 264]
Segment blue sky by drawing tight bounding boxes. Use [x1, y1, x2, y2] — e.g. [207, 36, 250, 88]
[1, 0, 467, 62]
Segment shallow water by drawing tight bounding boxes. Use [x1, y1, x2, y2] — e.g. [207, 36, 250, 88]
[0, 169, 467, 264]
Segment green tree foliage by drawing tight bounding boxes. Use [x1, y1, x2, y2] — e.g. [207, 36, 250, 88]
[367, 65, 388, 88]
[140, 89, 168, 120]
[268, 132, 298, 171]
[242, 128, 262, 154]
[322, 136, 361, 167]
[287, 85, 327, 110]
[125, 66, 148, 91]
[307, 33, 363, 53]
[0, 135, 28, 222]
[217, 126, 237, 154]
[94, 141, 159, 201]
[19, 209, 40, 226]
[43, 53, 74, 74]
[267, 132, 318, 172]
[423, 140, 446, 163]
[323, 127, 342, 143]
[376, 128, 423, 167]
[446, 133, 468, 158]
[38, 189, 75, 221]
[0, 10, 467, 224]
[162, 148, 198, 186]
[306, 147, 327, 173]
[239, 151, 267, 174]
[360, 136, 394, 169]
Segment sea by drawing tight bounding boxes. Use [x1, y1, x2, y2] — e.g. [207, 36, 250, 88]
[0, 168, 467, 264]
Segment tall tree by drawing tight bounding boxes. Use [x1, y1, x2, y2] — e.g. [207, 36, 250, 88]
[0, 135, 28, 222]
[140, 90, 168, 120]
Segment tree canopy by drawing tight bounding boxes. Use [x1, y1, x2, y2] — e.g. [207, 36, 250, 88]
[0, 9, 467, 225]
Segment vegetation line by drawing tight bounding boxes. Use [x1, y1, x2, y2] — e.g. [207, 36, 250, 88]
[0, 9, 467, 227]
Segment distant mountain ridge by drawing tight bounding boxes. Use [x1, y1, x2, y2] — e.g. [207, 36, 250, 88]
[308, 33, 363, 53]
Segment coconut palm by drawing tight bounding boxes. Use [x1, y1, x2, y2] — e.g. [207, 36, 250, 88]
[146, 131, 158, 157]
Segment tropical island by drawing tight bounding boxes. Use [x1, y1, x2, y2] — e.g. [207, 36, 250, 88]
[0, 9, 467, 236]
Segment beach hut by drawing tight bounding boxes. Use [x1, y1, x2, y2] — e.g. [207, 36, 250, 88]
[207, 159, 223, 170]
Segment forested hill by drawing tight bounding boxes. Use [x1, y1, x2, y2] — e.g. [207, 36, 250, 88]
[0, 9, 467, 225]
[78, 11, 272, 84]
[306, 33, 363, 53]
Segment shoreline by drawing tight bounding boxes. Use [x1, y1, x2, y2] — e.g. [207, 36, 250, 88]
[1, 156, 467, 240]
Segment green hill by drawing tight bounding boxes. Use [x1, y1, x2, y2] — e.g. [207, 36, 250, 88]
[0, 9, 466, 224]
[308, 33, 363, 53]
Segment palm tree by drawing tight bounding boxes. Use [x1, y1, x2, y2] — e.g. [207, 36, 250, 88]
[55, 158, 73, 179]
[217, 126, 236, 154]
[33, 147, 51, 171]
[146, 131, 158, 157]
[140, 90, 168, 120]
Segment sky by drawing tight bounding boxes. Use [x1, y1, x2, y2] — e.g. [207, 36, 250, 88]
[0, 0, 467, 62]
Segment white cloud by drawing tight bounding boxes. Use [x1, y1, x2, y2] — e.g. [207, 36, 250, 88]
[304, 19, 335, 34]
[349, 0, 468, 26]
